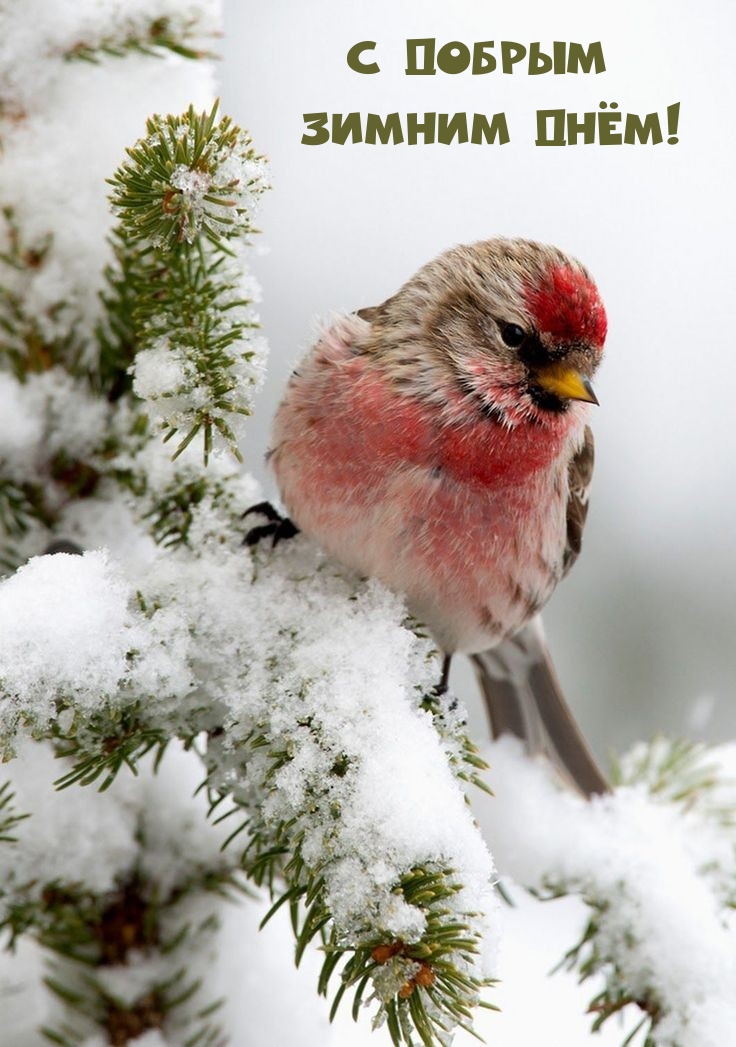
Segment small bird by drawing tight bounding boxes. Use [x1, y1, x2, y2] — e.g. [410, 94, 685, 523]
[265, 238, 609, 796]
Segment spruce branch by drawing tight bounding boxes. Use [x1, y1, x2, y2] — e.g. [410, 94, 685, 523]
[0, 207, 86, 381]
[50, 686, 496, 1047]
[0, 473, 60, 575]
[0, 779, 29, 842]
[63, 16, 217, 64]
[0, 541, 499, 1047]
[0, 71, 498, 1040]
[21, 875, 231, 1047]
[109, 103, 268, 249]
[53, 719, 171, 792]
[216, 814, 494, 1047]
[612, 736, 733, 824]
[324, 865, 496, 1047]
[501, 734, 736, 1047]
[420, 687, 494, 798]
[101, 102, 270, 464]
[0, 478, 39, 539]
[144, 472, 232, 549]
[204, 692, 495, 1047]
[554, 899, 661, 1047]
[95, 238, 148, 402]
[0, 742, 247, 1047]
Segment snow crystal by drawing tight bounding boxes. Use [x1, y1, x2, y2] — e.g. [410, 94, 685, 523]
[131, 341, 190, 402]
[130, 339, 201, 433]
[171, 165, 212, 197]
[171, 129, 272, 242]
[168, 164, 216, 244]
[372, 957, 422, 1003]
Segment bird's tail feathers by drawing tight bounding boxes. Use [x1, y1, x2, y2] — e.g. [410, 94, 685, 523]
[470, 617, 609, 798]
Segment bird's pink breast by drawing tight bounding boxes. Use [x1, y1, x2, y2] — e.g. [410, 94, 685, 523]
[436, 411, 572, 487]
[273, 336, 581, 651]
[325, 369, 569, 489]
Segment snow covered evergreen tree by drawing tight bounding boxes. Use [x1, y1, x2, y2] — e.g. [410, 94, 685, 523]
[0, 4, 498, 1044]
[0, 4, 735, 1046]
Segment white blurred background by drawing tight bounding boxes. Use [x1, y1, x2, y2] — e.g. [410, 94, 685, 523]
[221, 0, 736, 759]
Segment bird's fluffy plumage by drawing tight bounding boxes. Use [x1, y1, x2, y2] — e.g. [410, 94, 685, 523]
[270, 237, 605, 655]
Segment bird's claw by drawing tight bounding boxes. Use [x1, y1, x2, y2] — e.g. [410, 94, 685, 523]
[242, 502, 300, 548]
[430, 655, 456, 706]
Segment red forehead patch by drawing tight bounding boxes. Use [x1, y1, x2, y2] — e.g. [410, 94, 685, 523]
[525, 266, 607, 348]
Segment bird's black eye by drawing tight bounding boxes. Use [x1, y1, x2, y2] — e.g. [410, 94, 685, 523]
[501, 322, 526, 348]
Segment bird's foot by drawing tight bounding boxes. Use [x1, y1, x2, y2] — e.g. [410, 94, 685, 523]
[242, 501, 300, 548]
[432, 654, 453, 699]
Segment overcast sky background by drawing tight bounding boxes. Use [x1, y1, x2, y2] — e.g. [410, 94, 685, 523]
[220, 0, 735, 757]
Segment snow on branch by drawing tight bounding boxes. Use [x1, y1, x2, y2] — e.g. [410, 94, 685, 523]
[477, 736, 736, 1047]
[0, 739, 243, 1045]
[0, 0, 227, 572]
[105, 102, 270, 462]
[0, 2, 220, 110]
[0, 44, 503, 1041]
[0, 535, 499, 1043]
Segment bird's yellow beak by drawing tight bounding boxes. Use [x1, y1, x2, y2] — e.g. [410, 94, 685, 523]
[535, 363, 598, 405]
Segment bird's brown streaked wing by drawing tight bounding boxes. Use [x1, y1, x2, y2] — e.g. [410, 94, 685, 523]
[471, 617, 609, 798]
[355, 292, 404, 325]
[563, 424, 595, 576]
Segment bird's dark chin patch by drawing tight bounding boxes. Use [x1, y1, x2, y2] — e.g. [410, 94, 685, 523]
[528, 384, 570, 414]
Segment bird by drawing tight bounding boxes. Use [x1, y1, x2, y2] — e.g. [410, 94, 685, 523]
[257, 237, 609, 796]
